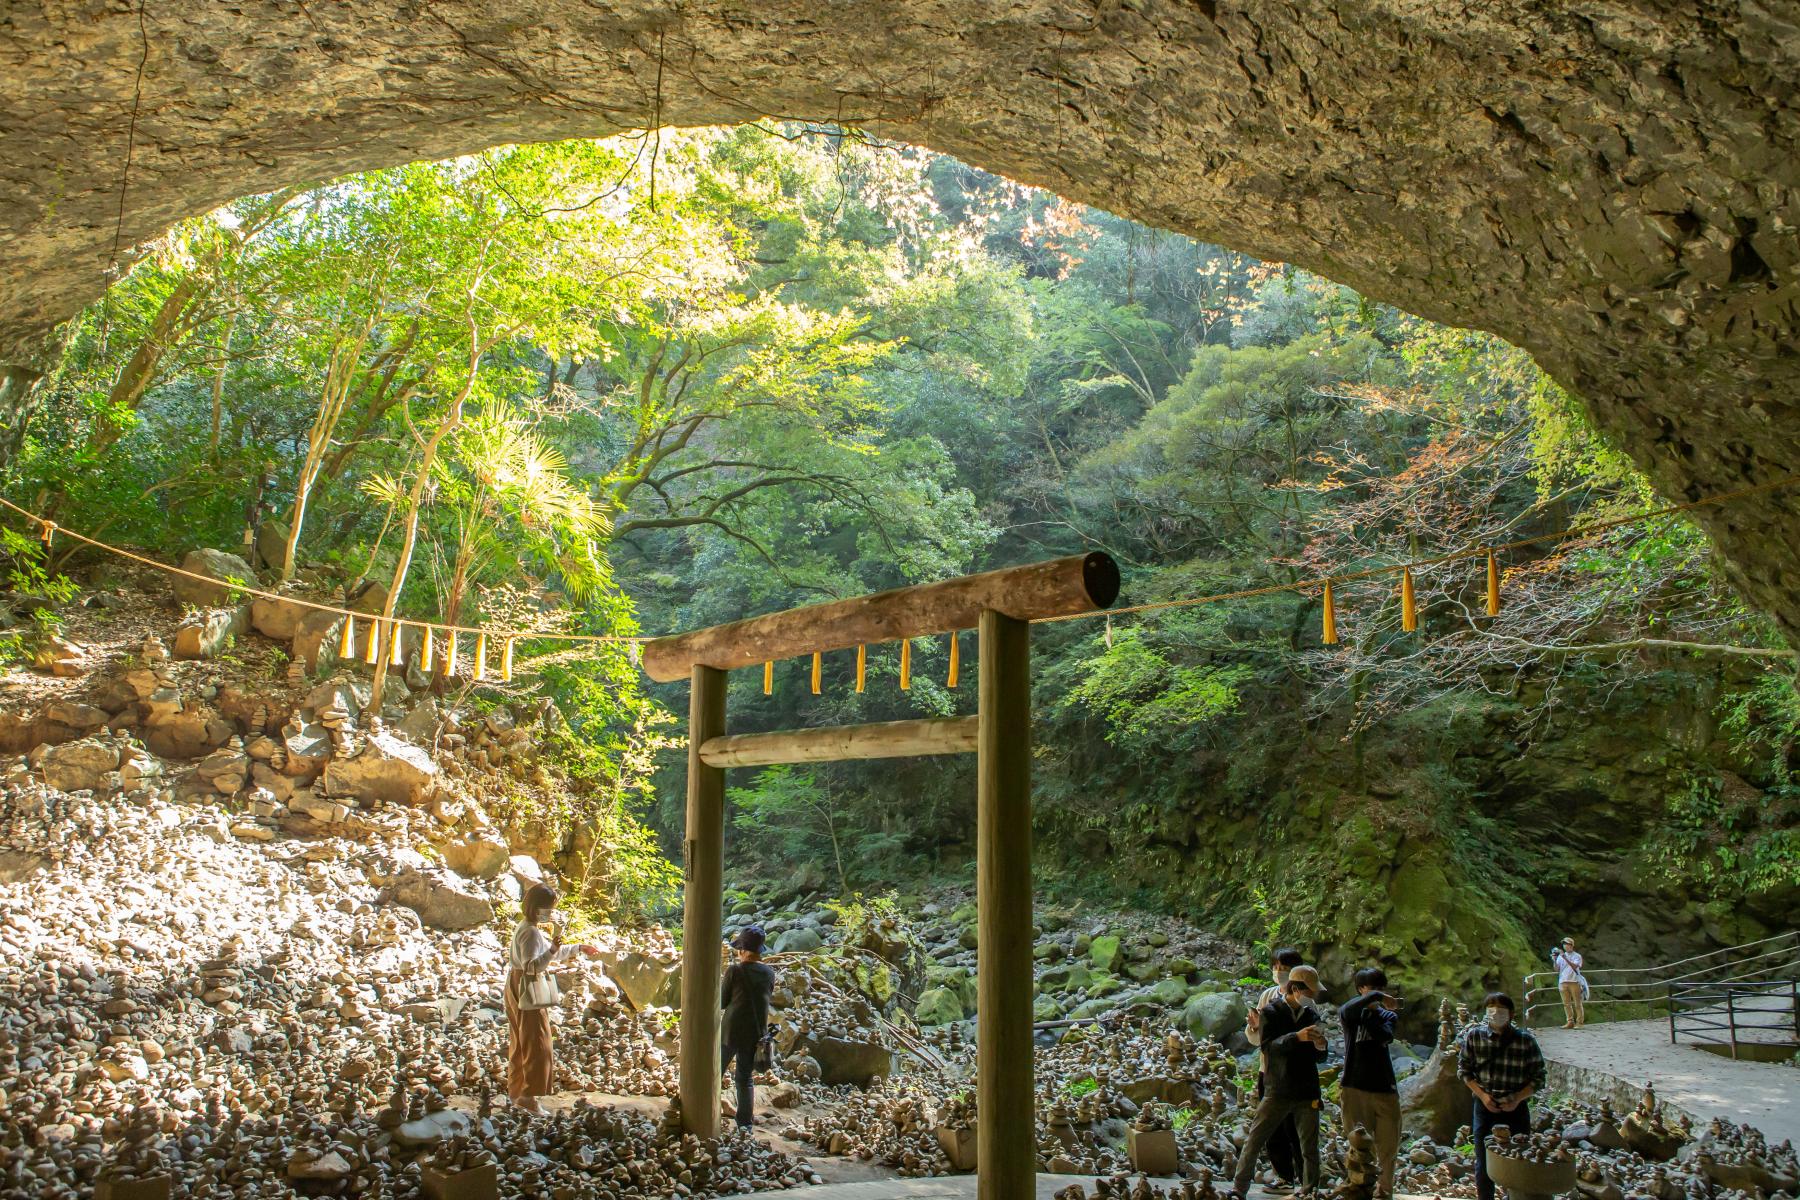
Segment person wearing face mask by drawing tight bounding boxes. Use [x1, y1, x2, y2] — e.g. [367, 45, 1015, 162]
[1231, 965, 1328, 1200]
[1456, 992, 1547, 1200]
[1339, 967, 1402, 1200]
[1244, 948, 1307, 1191]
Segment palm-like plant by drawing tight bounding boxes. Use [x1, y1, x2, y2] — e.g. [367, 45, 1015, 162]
[363, 399, 608, 633]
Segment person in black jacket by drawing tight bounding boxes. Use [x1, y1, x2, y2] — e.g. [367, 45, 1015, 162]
[720, 925, 776, 1129]
[1339, 967, 1401, 1198]
[1231, 965, 1327, 1200]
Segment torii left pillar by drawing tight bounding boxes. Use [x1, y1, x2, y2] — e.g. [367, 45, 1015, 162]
[678, 664, 727, 1136]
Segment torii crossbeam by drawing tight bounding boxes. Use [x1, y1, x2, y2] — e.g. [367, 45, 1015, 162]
[639, 553, 1120, 1200]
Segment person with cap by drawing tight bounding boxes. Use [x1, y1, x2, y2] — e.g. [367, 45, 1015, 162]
[720, 925, 776, 1129]
[1551, 938, 1587, 1028]
[1231, 964, 1329, 1200]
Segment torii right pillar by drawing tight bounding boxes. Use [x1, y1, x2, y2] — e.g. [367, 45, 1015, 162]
[977, 609, 1035, 1200]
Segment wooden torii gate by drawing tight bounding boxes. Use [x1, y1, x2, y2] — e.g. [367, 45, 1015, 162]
[639, 552, 1121, 1200]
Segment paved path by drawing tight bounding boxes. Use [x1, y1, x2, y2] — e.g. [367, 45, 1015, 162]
[1535, 1018, 1800, 1146]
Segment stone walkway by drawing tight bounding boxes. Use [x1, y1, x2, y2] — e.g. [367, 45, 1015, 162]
[1535, 1017, 1800, 1147]
[791, 1178, 1308, 1200]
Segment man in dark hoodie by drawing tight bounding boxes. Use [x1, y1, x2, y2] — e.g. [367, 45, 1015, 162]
[1231, 965, 1328, 1199]
[1339, 967, 1401, 1199]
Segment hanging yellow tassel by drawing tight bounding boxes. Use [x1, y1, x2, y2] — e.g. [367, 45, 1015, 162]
[362, 619, 381, 664]
[1400, 569, 1418, 632]
[388, 621, 406, 666]
[1322, 582, 1338, 646]
[946, 632, 960, 688]
[811, 650, 822, 696]
[443, 631, 459, 678]
[855, 645, 866, 694]
[474, 633, 488, 681]
[499, 638, 514, 682]
[899, 639, 911, 691]
[39, 520, 55, 549]
[1486, 552, 1501, 617]
[420, 628, 435, 673]
[763, 661, 773, 695]
[338, 615, 356, 660]
[1104, 613, 1113, 649]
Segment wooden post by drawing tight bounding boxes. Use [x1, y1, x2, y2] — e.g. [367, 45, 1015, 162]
[977, 609, 1034, 1200]
[679, 664, 727, 1136]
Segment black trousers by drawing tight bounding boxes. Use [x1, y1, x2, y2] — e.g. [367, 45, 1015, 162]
[1472, 1099, 1531, 1200]
[721, 1041, 757, 1128]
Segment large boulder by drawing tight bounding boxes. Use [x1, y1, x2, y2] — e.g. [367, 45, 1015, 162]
[292, 609, 347, 675]
[809, 1035, 894, 1086]
[280, 715, 331, 780]
[250, 593, 310, 641]
[594, 946, 681, 1010]
[1181, 990, 1248, 1043]
[386, 867, 495, 931]
[141, 699, 233, 759]
[1399, 1039, 1468, 1143]
[170, 549, 258, 608]
[914, 986, 964, 1026]
[321, 730, 437, 807]
[773, 926, 823, 954]
[1088, 933, 1122, 972]
[174, 604, 250, 659]
[29, 736, 122, 792]
[253, 518, 290, 573]
[439, 832, 510, 880]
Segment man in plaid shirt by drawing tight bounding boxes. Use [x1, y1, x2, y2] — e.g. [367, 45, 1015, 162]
[1457, 991, 1546, 1200]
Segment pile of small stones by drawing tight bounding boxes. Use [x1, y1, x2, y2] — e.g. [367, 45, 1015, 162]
[0, 766, 805, 1199]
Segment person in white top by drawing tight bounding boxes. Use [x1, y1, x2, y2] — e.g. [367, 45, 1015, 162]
[1551, 937, 1586, 1028]
[507, 884, 600, 1112]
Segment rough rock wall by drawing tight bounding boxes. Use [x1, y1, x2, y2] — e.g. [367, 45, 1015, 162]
[3, 1, 1800, 633]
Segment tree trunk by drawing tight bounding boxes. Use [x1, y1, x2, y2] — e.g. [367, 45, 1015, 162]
[85, 274, 206, 458]
[368, 396, 465, 711]
[208, 311, 236, 458]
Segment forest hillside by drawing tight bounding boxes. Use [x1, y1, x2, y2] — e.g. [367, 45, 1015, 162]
[4, 125, 1796, 1012]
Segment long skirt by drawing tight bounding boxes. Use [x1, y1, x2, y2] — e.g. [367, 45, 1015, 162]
[506, 968, 554, 1101]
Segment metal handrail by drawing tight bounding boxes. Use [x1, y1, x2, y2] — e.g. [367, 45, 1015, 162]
[1524, 934, 1800, 988]
[1523, 931, 1800, 1023]
[1667, 979, 1800, 1056]
[1524, 930, 1800, 981]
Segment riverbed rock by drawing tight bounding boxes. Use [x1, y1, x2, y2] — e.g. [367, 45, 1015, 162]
[914, 986, 964, 1026]
[810, 1035, 894, 1086]
[29, 736, 122, 792]
[1181, 990, 1247, 1043]
[385, 867, 495, 931]
[439, 832, 510, 880]
[321, 730, 437, 806]
[170, 549, 258, 607]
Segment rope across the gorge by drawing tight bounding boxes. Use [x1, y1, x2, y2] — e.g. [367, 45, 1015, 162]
[3, 474, 1795, 650]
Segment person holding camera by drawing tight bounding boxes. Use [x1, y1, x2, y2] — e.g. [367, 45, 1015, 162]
[1552, 937, 1587, 1028]
[1339, 967, 1402, 1199]
[506, 884, 601, 1112]
[720, 925, 776, 1130]
[1231, 965, 1328, 1200]
[1457, 991, 1546, 1200]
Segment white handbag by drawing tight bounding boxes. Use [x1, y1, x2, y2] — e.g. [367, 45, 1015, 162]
[521, 971, 561, 1010]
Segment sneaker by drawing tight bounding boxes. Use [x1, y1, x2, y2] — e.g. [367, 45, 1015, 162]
[1265, 1184, 1296, 1195]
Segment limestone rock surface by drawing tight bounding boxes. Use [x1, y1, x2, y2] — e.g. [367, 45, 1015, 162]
[4, 2, 1800, 640]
